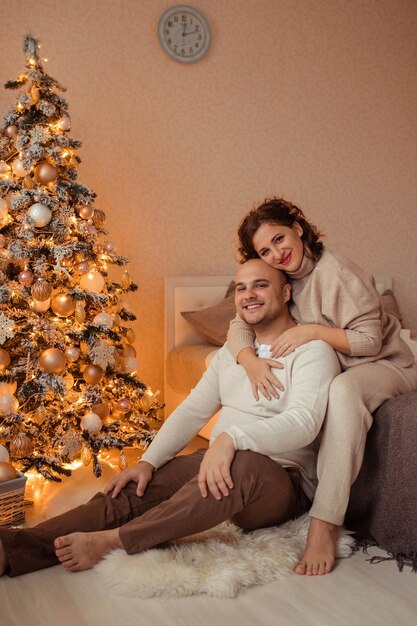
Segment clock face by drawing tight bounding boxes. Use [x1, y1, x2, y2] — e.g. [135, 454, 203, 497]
[158, 5, 211, 63]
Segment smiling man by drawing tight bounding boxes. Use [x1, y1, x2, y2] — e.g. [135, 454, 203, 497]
[0, 260, 340, 577]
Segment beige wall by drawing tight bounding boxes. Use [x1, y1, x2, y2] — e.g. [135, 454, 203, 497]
[1, 0, 417, 400]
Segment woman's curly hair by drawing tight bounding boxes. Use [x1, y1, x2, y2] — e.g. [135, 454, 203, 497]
[237, 197, 324, 263]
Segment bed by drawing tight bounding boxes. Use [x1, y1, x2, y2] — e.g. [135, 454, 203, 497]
[164, 273, 417, 564]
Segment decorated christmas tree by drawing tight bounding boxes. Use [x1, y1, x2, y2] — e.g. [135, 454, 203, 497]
[0, 34, 162, 481]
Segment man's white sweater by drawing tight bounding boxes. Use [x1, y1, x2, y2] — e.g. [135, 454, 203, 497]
[142, 340, 340, 499]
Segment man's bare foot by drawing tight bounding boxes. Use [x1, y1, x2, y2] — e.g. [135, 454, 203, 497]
[54, 529, 123, 572]
[0, 540, 6, 576]
[294, 517, 339, 576]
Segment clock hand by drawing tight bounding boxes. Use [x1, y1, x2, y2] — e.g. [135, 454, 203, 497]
[183, 29, 198, 36]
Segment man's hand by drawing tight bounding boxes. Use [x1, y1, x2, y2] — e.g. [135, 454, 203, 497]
[198, 433, 236, 499]
[103, 460, 155, 499]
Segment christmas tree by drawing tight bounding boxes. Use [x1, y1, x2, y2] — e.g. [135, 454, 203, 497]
[0, 34, 162, 481]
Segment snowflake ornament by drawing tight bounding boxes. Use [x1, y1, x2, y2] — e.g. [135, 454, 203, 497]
[90, 341, 115, 369]
[0, 313, 15, 345]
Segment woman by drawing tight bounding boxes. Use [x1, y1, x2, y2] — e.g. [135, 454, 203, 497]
[228, 197, 417, 576]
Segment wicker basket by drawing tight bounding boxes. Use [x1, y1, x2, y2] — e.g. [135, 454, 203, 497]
[0, 472, 27, 527]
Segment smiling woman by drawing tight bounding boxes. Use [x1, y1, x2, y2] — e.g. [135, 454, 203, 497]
[227, 196, 417, 576]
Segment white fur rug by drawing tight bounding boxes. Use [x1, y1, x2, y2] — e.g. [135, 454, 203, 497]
[95, 514, 355, 598]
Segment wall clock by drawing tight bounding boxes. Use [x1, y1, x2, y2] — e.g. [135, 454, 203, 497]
[158, 5, 211, 63]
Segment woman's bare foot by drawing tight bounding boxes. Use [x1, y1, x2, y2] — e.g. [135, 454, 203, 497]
[0, 540, 6, 576]
[294, 517, 339, 576]
[54, 529, 123, 572]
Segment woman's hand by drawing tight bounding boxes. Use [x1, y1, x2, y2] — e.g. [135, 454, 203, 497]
[271, 325, 317, 358]
[198, 433, 236, 499]
[238, 348, 284, 401]
[103, 460, 155, 498]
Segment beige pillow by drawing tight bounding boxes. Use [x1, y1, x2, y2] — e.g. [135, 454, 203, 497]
[381, 289, 402, 325]
[181, 290, 236, 346]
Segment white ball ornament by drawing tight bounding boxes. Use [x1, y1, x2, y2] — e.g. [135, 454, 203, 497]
[93, 312, 113, 328]
[57, 115, 71, 131]
[124, 356, 138, 374]
[28, 202, 52, 227]
[11, 159, 28, 177]
[0, 445, 10, 462]
[0, 393, 19, 416]
[80, 412, 102, 435]
[79, 270, 105, 293]
[65, 346, 80, 362]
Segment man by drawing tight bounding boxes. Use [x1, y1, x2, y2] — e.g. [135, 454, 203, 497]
[0, 260, 340, 577]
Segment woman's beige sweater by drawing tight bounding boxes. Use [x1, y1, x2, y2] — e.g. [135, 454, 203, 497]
[227, 248, 414, 371]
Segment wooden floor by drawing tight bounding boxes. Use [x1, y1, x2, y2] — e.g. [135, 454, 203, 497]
[1, 441, 416, 626]
[1, 545, 416, 626]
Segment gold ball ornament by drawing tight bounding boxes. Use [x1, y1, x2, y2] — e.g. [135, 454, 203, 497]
[57, 115, 71, 131]
[122, 345, 136, 358]
[92, 401, 110, 420]
[118, 398, 131, 414]
[28, 202, 52, 227]
[0, 348, 11, 372]
[39, 348, 67, 374]
[75, 302, 86, 324]
[5, 125, 18, 138]
[11, 159, 28, 177]
[33, 298, 50, 312]
[78, 205, 94, 220]
[126, 328, 136, 344]
[10, 433, 33, 459]
[51, 293, 76, 317]
[31, 279, 52, 301]
[18, 269, 34, 286]
[83, 363, 104, 385]
[0, 393, 18, 415]
[0, 461, 17, 482]
[0, 381, 17, 396]
[65, 346, 80, 362]
[79, 270, 105, 293]
[0, 445, 10, 462]
[34, 162, 58, 185]
[104, 241, 116, 253]
[0, 197, 9, 220]
[92, 209, 106, 227]
[81, 446, 92, 466]
[80, 412, 102, 435]
[111, 312, 122, 328]
[76, 261, 90, 275]
[0, 161, 10, 175]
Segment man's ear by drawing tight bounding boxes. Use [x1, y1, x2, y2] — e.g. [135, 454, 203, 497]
[283, 283, 291, 303]
[294, 222, 303, 238]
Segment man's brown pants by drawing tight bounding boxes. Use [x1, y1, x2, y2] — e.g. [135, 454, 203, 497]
[0, 449, 309, 577]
